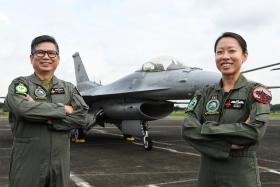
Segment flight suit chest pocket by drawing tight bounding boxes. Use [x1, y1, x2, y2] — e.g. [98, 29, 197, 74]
[223, 98, 249, 122]
[50, 87, 70, 104]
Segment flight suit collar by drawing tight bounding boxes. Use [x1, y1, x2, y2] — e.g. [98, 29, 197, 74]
[29, 73, 60, 86]
[214, 74, 248, 91]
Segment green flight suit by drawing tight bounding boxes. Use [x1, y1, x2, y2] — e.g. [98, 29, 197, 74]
[182, 75, 270, 187]
[5, 74, 90, 187]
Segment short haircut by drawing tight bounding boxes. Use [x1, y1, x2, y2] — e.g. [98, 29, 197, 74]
[214, 32, 247, 54]
[31, 35, 59, 55]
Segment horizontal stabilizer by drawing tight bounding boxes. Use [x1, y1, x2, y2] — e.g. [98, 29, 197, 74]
[242, 62, 280, 73]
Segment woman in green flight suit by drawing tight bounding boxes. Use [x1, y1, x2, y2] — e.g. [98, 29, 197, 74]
[182, 32, 272, 187]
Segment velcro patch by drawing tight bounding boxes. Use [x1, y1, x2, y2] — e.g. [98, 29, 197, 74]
[15, 83, 28, 95]
[186, 96, 199, 112]
[253, 86, 272, 104]
[51, 88, 65, 94]
[224, 99, 245, 109]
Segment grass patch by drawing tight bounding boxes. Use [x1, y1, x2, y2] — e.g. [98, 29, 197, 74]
[270, 113, 280, 118]
[1, 112, 8, 118]
[170, 111, 185, 117]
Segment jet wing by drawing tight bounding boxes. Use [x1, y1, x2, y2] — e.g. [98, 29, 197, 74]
[80, 86, 170, 97]
[80, 86, 170, 101]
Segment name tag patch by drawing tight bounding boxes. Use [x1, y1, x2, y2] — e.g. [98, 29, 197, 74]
[51, 88, 65, 94]
[224, 99, 245, 109]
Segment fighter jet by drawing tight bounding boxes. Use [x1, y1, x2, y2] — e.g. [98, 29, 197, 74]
[72, 52, 221, 150]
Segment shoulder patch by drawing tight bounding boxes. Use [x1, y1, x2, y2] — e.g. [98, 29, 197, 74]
[252, 86, 272, 104]
[186, 95, 200, 112]
[15, 83, 28, 95]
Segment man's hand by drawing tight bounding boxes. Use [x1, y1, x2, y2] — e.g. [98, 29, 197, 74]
[26, 94, 34, 102]
[245, 117, 250, 123]
[64, 105, 73, 114]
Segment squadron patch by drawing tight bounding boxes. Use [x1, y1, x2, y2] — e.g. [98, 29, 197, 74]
[205, 95, 220, 115]
[34, 86, 47, 100]
[51, 88, 65, 94]
[253, 86, 272, 104]
[186, 96, 198, 112]
[224, 99, 245, 109]
[15, 83, 28, 95]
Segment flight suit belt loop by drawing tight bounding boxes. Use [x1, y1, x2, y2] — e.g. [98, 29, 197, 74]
[230, 149, 256, 157]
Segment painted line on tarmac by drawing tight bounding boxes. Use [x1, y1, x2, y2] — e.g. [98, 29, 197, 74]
[133, 142, 200, 157]
[152, 140, 173, 146]
[144, 178, 197, 187]
[259, 166, 280, 175]
[92, 129, 280, 176]
[70, 170, 194, 177]
[93, 129, 123, 137]
[70, 171, 94, 187]
[94, 129, 200, 156]
[259, 158, 280, 164]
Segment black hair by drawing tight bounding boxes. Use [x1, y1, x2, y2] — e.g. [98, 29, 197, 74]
[31, 35, 59, 55]
[214, 32, 247, 53]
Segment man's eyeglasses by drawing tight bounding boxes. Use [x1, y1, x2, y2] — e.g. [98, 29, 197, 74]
[32, 50, 59, 58]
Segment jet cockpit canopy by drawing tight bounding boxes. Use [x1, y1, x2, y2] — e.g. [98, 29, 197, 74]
[140, 56, 187, 72]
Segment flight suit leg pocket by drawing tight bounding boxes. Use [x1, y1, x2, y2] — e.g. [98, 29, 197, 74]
[13, 138, 31, 159]
[10, 138, 32, 184]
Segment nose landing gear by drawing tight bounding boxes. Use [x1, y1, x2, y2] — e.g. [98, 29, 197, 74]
[142, 122, 153, 151]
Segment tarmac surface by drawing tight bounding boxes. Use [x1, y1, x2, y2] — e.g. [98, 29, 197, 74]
[0, 117, 280, 187]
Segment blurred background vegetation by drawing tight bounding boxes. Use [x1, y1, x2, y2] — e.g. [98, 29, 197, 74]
[1, 101, 280, 118]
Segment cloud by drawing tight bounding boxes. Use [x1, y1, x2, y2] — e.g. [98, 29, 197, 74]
[1, 0, 280, 104]
[0, 12, 11, 25]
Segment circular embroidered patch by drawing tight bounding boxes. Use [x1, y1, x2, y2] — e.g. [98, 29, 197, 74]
[35, 87, 47, 99]
[206, 99, 220, 112]
[253, 86, 272, 104]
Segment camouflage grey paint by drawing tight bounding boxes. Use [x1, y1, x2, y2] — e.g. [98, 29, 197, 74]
[72, 52, 220, 123]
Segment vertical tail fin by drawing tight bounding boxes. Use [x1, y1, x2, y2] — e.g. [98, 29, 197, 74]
[72, 52, 100, 91]
[73, 52, 90, 83]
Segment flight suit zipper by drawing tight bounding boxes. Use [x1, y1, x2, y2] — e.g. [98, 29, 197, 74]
[218, 90, 232, 122]
[45, 85, 53, 176]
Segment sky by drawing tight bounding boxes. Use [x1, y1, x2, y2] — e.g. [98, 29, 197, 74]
[0, 0, 280, 104]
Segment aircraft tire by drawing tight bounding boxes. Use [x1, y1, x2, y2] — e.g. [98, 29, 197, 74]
[144, 137, 153, 151]
[70, 129, 79, 143]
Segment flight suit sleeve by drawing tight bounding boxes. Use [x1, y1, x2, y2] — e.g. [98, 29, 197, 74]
[5, 79, 66, 122]
[200, 87, 270, 145]
[50, 87, 92, 131]
[182, 88, 232, 160]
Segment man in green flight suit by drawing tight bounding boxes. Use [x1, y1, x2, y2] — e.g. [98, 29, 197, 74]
[5, 35, 91, 187]
[182, 32, 271, 186]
